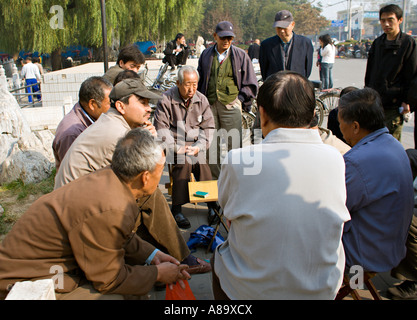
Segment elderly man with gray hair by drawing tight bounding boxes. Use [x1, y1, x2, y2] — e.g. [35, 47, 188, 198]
[0, 128, 190, 300]
[154, 66, 217, 233]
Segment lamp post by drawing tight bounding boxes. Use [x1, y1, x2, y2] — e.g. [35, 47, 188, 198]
[100, 0, 109, 73]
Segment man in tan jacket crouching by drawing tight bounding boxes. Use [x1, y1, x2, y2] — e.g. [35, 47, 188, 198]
[0, 128, 190, 300]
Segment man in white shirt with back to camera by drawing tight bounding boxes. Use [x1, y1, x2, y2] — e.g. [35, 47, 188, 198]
[212, 71, 351, 300]
[21, 56, 41, 103]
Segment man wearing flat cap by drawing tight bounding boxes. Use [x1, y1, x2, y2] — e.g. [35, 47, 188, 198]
[54, 78, 212, 275]
[197, 21, 258, 179]
[259, 10, 314, 81]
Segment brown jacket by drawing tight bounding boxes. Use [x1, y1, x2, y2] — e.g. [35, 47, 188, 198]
[52, 102, 94, 171]
[0, 167, 158, 298]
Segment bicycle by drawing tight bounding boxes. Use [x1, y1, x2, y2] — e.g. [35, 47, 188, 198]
[138, 62, 178, 122]
[311, 80, 341, 127]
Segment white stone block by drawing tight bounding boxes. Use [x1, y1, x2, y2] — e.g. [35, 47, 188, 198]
[6, 279, 56, 300]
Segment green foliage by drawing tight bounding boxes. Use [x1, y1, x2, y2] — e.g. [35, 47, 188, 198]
[0, 0, 204, 54]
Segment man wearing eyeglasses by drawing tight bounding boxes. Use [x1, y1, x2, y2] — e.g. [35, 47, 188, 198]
[197, 21, 258, 179]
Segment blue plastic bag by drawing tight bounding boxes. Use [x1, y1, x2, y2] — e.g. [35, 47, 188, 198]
[187, 225, 224, 252]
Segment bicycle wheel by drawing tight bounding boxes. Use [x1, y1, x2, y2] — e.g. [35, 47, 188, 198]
[315, 99, 325, 127]
[242, 111, 256, 145]
[319, 91, 340, 113]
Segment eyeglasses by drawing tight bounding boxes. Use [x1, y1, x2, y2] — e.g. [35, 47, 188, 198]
[219, 36, 234, 41]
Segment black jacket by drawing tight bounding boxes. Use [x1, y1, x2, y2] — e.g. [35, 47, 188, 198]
[259, 33, 314, 80]
[365, 31, 417, 110]
[163, 40, 190, 57]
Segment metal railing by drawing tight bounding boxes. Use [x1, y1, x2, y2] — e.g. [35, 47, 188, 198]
[9, 82, 42, 108]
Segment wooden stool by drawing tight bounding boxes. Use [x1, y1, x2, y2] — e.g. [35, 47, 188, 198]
[188, 174, 229, 253]
[336, 272, 382, 300]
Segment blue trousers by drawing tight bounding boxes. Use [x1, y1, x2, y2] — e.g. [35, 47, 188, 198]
[320, 63, 334, 89]
[25, 78, 41, 103]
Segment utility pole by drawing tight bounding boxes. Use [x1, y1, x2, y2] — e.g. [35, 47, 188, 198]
[100, 0, 109, 73]
[402, 0, 407, 32]
[347, 0, 352, 40]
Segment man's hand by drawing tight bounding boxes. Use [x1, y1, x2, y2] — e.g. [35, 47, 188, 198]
[156, 263, 191, 290]
[151, 250, 180, 266]
[185, 146, 200, 156]
[143, 120, 157, 136]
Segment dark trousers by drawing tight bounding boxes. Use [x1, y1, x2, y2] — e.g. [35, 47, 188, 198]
[171, 161, 212, 207]
[163, 51, 189, 68]
[211, 255, 231, 300]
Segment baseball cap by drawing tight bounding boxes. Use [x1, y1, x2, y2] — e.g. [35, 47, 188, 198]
[273, 10, 294, 28]
[109, 78, 162, 102]
[215, 21, 236, 38]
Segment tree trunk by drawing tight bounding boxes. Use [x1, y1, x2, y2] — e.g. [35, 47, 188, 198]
[51, 49, 62, 71]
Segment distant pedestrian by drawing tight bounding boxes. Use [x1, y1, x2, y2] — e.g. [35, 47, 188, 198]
[318, 34, 336, 89]
[20, 57, 41, 103]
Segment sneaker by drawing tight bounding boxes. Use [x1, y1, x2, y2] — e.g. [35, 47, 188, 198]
[387, 280, 417, 300]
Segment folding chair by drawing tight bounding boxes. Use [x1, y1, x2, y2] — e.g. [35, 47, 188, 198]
[188, 174, 229, 253]
[335, 272, 382, 300]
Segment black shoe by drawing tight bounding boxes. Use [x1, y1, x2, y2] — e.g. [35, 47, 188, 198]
[208, 207, 220, 226]
[387, 280, 417, 300]
[174, 212, 191, 229]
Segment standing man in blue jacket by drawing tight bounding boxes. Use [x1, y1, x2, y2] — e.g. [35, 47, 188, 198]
[197, 21, 258, 179]
[259, 10, 314, 81]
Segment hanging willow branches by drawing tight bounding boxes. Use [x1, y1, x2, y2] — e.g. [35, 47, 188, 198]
[0, 0, 203, 54]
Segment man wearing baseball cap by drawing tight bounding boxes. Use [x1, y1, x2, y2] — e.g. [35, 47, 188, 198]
[197, 21, 258, 179]
[259, 10, 314, 80]
[55, 78, 212, 275]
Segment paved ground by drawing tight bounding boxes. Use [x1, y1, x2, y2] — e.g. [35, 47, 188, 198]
[143, 56, 415, 300]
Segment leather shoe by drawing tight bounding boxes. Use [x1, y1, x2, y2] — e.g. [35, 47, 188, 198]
[208, 208, 220, 226]
[187, 258, 212, 274]
[387, 280, 417, 300]
[174, 212, 191, 229]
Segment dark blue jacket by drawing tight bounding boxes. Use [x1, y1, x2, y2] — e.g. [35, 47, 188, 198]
[342, 128, 414, 272]
[197, 45, 258, 112]
[259, 33, 313, 80]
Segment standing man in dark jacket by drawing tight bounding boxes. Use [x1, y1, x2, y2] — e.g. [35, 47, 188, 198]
[248, 39, 261, 61]
[163, 33, 191, 70]
[259, 10, 313, 81]
[197, 21, 258, 179]
[365, 4, 417, 142]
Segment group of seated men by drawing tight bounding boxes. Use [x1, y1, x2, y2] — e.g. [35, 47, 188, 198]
[0, 42, 415, 300]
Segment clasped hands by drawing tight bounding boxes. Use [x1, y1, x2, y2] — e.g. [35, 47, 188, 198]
[177, 145, 200, 157]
